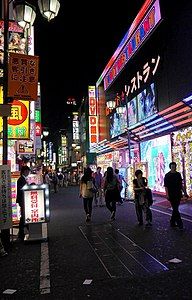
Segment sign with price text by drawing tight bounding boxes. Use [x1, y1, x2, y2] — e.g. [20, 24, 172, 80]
[8, 53, 39, 101]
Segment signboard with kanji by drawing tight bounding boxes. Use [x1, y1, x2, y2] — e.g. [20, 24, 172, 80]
[8, 100, 30, 139]
[0, 165, 12, 229]
[23, 184, 50, 224]
[8, 53, 39, 101]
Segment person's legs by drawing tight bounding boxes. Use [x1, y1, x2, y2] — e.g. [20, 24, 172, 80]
[0, 237, 7, 256]
[111, 200, 116, 220]
[135, 202, 143, 225]
[83, 198, 89, 215]
[94, 192, 98, 207]
[83, 198, 92, 221]
[98, 188, 103, 206]
[18, 205, 25, 239]
[171, 200, 183, 228]
[87, 198, 93, 218]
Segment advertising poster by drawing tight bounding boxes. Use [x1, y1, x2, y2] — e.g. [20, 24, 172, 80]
[128, 97, 137, 126]
[110, 110, 127, 138]
[0, 20, 26, 70]
[0, 165, 12, 229]
[11, 173, 20, 224]
[119, 167, 127, 198]
[137, 83, 157, 122]
[140, 135, 172, 193]
[172, 127, 192, 197]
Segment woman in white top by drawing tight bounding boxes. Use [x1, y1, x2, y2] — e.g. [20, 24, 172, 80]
[79, 167, 95, 222]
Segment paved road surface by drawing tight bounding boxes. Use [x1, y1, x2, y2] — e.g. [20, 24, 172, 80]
[1, 185, 192, 299]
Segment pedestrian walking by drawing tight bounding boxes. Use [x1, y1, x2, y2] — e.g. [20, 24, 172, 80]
[43, 170, 51, 192]
[103, 167, 121, 221]
[133, 169, 152, 227]
[93, 167, 104, 207]
[164, 162, 187, 229]
[79, 167, 95, 222]
[52, 172, 59, 193]
[16, 165, 30, 240]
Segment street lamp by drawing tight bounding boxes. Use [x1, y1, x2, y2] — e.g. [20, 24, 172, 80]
[106, 99, 116, 110]
[106, 88, 132, 165]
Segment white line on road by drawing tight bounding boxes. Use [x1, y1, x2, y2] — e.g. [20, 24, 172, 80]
[40, 223, 50, 295]
[151, 207, 192, 223]
[129, 201, 192, 223]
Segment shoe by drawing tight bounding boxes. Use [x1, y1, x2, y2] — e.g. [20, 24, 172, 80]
[145, 222, 152, 227]
[178, 224, 183, 230]
[86, 214, 90, 222]
[138, 221, 143, 226]
[111, 211, 115, 220]
[0, 250, 8, 257]
[170, 222, 178, 227]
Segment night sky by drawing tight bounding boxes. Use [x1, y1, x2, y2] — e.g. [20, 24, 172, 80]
[34, 0, 145, 135]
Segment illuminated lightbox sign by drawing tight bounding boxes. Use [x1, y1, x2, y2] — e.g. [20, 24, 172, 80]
[0, 96, 30, 139]
[88, 86, 98, 152]
[103, 0, 161, 90]
[23, 184, 50, 224]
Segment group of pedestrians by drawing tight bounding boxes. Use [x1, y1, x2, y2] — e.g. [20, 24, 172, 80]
[79, 166, 128, 222]
[79, 162, 187, 229]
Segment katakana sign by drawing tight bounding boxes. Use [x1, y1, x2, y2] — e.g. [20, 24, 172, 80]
[8, 53, 39, 101]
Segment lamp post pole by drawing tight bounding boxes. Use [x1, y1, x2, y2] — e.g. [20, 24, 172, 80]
[125, 87, 131, 165]
[1, 0, 10, 250]
[3, 0, 9, 165]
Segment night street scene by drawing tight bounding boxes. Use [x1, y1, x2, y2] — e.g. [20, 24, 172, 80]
[1, 0, 192, 299]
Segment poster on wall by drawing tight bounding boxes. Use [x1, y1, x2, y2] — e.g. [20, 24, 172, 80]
[128, 97, 137, 126]
[0, 165, 12, 229]
[140, 135, 172, 193]
[109, 111, 127, 138]
[137, 83, 157, 122]
[0, 20, 26, 71]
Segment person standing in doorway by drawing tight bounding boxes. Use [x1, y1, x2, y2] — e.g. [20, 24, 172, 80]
[133, 169, 152, 227]
[16, 165, 30, 240]
[164, 162, 187, 229]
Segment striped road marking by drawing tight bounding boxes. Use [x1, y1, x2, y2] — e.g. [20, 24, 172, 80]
[40, 223, 50, 294]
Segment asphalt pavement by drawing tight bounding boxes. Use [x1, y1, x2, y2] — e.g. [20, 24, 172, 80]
[1, 185, 192, 299]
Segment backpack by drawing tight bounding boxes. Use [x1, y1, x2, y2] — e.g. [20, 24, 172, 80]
[145, 188, 153, 206]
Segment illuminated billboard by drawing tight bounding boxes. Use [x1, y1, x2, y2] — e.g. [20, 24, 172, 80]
[137, 82, 157, 121]
[96, 0, 161, 90]
[23, 184, 50, 224]
[0, 20, 26, 70]
[140, 135, 172, 193]
[88, 86, 98, 152]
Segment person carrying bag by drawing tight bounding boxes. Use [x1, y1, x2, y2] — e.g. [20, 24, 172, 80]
[79, 167, 95, 222]
[133, 169, 152, 227]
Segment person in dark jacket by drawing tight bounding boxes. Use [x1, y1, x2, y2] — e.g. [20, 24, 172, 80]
[164, 162, 187, 229]
[133, 169, 152, 226]
[16, 165, 30, 240]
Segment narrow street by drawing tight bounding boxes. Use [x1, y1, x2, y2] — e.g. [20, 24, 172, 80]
[1, 185, 192, 299]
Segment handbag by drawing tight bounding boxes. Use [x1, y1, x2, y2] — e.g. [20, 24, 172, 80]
[145, 188, 153, 206]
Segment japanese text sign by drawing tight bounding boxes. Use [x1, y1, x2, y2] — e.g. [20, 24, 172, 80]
[88, 86, 98, 152]
[23, 184, 50, 224]
[0, 165, 12, 230]
[8, 53, 39, 101]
